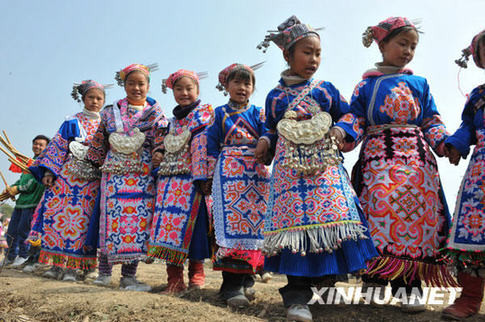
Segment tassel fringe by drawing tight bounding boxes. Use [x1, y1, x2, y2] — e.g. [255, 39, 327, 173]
[39, 250, 97, 270]
[147, 245, 187, 266]
[263, 221, 368, 255]
[366, 256, 460, 287]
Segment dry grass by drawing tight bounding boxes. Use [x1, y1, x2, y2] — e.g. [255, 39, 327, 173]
[0, 259, 484, 321]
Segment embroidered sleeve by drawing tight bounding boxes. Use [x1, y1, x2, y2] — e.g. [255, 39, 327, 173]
[144, 105, 168, 152]
[29, 120, 77, 181]
[189, 104, 213, 135]
[346, 80, 369, 149]
[190, 105, 214, 180]
[206, 108, 223, 177]
[191, 130, 209, 180]
[152, 128, 165, 154]
[255, 106, 267, 136]
[445, 87, 484, 157]
[262, 91, 283, 150]
[326, 82, 362, 146]
[264, 88, 289, 132]
[151, 117, 169, 154]
[85, 120, 109, 167]
[420, 81, 448, 154]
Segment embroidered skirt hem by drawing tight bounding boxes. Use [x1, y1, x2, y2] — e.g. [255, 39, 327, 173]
[263, 221, 368, 255]
[39, 249, 97, 270]
[213, 247, 264, 273]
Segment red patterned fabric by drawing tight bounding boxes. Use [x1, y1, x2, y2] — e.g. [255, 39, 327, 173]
[164, 69, 199, 90]
[369, 17, 416, 44]
[148, 103, 213, 265]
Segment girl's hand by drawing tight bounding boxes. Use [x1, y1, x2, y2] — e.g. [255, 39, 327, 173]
[255, 139, 269, 164]
[42, 174, 55, 188]
[447, 145, 461, 165]
[329, 127, 345, 151]
[152, 151, 163, 167]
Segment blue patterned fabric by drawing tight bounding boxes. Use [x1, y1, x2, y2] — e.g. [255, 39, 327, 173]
[265, 191, 377, 277]
[30, 118, 83, 181]
[207, 103, 270, 251]
[262, 78, 377, 276]
[350, 72, 448, 149]
[263, 78, 361, 146]
[445, 85, 485, 262]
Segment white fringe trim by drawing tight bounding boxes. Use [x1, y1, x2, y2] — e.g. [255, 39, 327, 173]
[263, 222, 368, 256]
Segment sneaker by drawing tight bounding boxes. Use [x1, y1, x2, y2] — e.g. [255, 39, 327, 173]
[244, 287, 256, 301]
[226, 294, 250, 308]
[10, 256, 29, 268]
[261, 272, 272, 283]
[62, 269, 78, 282]
[119, 276, 152, 292]
[43, 267, 62, 279]
[22, 263, 40, 273]
[93, 274, 111, 286]
[287, 304, 313, 322]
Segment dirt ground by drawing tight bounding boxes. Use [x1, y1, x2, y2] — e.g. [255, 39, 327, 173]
[0, 257, 484, 322]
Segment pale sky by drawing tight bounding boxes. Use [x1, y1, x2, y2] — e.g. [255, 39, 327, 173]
[1, 0, 484, 212]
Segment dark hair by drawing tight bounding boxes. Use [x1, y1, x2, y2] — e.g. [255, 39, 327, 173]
[287, 45, 296, 59]
[477, 35, 485, 67]
[32, 135, 50, 144]
[381, 26, 419, 43]
[226, 68, 255, 87]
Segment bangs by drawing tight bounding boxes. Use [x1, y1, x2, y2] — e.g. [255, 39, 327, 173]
[227, 68, 255, 85]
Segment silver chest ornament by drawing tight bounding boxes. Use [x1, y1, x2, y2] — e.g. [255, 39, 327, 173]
[157, 126, 191, 176]
[277, 105, 342, 175]
[100, 128, 146, 175]
[66, 139, 100, 181]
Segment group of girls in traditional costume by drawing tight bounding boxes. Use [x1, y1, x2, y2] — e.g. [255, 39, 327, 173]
[6, 13, 483, 322]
